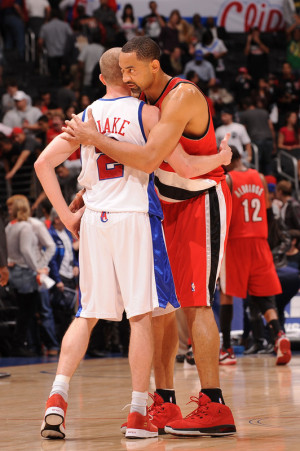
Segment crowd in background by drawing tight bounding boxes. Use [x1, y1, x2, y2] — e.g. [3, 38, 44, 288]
[0, 0, 300, 359]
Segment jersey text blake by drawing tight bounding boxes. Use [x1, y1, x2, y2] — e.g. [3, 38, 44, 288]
[96, 118, 131, 136]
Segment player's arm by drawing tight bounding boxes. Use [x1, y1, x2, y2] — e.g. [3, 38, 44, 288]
[259, 172, 271, 209]
[168, 133, 232, 178]
[34, 116, 84, 238]
[62, 86, 202, 173]
[142, 103, 231, 177]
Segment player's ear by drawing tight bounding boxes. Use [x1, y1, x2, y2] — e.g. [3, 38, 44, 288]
[151, 59, 160, 74]
[100, 74, 106, 86]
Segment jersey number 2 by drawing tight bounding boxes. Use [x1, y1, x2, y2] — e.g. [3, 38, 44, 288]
[95, 148, 124, 180]
[242, 198, 262, 222]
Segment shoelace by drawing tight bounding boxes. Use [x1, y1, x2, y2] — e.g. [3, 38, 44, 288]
[148, 392, 165, 418]
[184, 395, 209, 419]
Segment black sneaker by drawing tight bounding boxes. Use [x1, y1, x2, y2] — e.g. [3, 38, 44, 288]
[176, 354, 185, 363]
[185, 347, 195, 365]
[243, 342, 264, 355]
[257, 343, 275, 354]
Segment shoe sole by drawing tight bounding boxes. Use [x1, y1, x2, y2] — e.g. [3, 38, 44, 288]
[125, 428, 158, 439]
[121, 426, 165, 435]
[276, 338, 292, 365]
[219, 360, 237, 365]
[164, 425, 236, 436]
[41, 408, 65, 439]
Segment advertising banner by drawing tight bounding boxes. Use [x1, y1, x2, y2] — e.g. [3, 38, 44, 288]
[117, 0, 286, 32]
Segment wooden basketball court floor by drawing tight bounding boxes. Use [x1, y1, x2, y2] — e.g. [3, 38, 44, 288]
[0, 353, 300, 451]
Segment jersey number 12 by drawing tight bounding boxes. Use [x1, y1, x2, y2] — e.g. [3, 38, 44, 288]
[241, 198, 262, 222]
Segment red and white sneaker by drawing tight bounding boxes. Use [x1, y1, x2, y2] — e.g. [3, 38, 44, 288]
[219, 347, 237, 365]
[121, 392, 182, 435]
[164, 393, 236, 436]
[125, 411, 158, 439]
[275, 332, 291, 365]
[41, 394, 68, 439]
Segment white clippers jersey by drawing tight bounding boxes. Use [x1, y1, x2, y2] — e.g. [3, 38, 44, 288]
[78, 96, 163, 218]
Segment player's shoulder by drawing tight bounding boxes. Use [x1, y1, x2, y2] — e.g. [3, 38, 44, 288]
[164, 81, 205, 111]
[171, 81, 202, 98]
[141, 103, 160, 131]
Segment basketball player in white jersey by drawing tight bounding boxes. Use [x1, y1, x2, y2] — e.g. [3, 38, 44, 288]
[35, 48, 231, 440]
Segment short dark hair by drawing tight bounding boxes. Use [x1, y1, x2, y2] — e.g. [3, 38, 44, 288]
[230, 145, 241, 161]
[122, 37, 161, 61]
[276, 180, 292, 196]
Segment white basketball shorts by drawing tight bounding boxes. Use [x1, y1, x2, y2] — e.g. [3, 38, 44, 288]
[76, 208, 178, 321]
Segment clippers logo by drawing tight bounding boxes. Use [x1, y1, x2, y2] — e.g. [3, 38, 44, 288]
[191, 283, 196, 292]
[100, 212, 108, 223]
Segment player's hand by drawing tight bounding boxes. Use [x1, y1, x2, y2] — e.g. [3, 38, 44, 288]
[219, 133, 232, 166]
[64, 206, 85, 239]
[0, 266, 9, 287]
[69, 188, 86, 213]
[62, 109, 98, 146]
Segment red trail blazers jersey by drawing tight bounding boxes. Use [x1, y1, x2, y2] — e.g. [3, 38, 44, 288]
[140, 77, 225, 203]
[228, 168, 268, 239]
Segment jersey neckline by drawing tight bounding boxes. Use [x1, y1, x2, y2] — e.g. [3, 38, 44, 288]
[97, 96, 132, 101]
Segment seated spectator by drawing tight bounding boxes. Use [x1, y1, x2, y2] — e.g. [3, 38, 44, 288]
[5, 195, 48, 356]
[215, 106, 252, 164]
[275, 180, 300, 231]
[205, 16, 225, 40]
[276, 62, 299, 125]
[55, 75, 77, 115]
[177, 13, 192, 47]
[38, 90, 60, 116]
[141, 1, 166, 41]
[208, 80, 234, 113]
[118, 3, 139, 42]
[195, 29, 228, 81]
[286, 23, 300, 76]
[251, 77, 274, 112]
[239, 97, 276, 175]
[93, 0, 121, 47]
[36, 114, 49, 148]
[183, 49, 216, 93]
[46, 113, 64, 145]
[158, 10, 183, 76]
[59, 0, 99, 21]
[232, 67, 254, 101]
[278, 111, 300, 153]
[0, 133, 18, 174]
[5, 127, 40, 181]
[190, 13, 205, 45]
[244, 27, 270, 83]
[2, 90, 42, 129]
[278, 110, 300, 177]
[1, 79, 31, 116]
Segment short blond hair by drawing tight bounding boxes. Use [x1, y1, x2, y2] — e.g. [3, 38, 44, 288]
[7, 195, 31, 221]
[100, 48, 123, 85]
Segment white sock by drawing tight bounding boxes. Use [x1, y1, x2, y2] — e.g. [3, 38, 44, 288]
[130, 391, 148, 416]
[49, 374, 70, 402]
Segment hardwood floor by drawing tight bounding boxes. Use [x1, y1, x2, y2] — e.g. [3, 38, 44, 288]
[0, 354, 299, 450]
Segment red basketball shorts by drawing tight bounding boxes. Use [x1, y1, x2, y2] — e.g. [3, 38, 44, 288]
[161, 179, 232, 307]
[219, 237, 282, 298]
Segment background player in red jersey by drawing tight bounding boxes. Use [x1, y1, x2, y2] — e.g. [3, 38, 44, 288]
[219, 146, 291, 366]
[63, 36, 236, 437]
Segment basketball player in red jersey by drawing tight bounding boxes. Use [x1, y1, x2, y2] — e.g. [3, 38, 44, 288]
[63, 37, 236, 436]
[219, 146, 291, 366]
